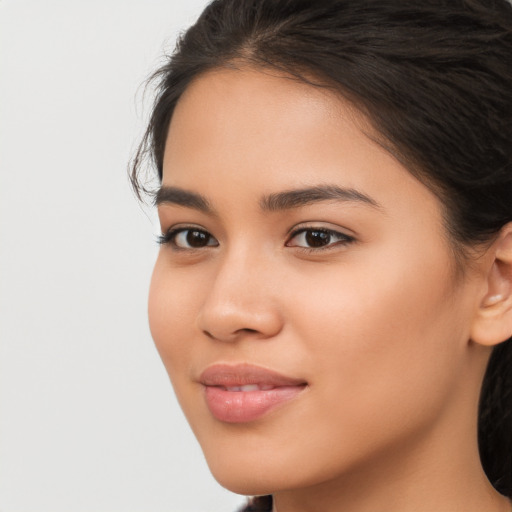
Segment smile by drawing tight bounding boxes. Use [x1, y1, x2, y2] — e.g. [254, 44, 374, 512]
[222, 384, 275, 392]
[199, 364, 307, 423]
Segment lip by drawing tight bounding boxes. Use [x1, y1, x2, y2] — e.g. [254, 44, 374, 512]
[199, 363, 307, 423]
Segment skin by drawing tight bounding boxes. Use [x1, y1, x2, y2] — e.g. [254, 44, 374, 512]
[149, 67, 512, 512]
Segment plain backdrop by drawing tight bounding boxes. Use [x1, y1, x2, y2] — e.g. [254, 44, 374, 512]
[0, 1, 245, 511]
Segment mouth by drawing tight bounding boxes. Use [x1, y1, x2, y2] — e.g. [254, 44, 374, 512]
[199, 363, 308, 423]
[218, 384, 275, 392]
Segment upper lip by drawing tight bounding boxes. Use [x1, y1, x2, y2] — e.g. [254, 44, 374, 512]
[199, 363, 307, 388]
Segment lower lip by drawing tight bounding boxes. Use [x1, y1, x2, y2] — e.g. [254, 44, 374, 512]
[204, 385, 305, 423]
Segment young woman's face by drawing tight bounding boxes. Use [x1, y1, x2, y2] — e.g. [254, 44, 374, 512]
[149, 67, 483, 495]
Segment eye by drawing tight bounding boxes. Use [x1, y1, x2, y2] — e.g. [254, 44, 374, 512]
[286, 228, 355, 250]
[158, 227, 219, 249]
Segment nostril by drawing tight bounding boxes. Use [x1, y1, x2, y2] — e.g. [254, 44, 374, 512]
[202, 327, 261, 341]
[197, 302, 283, 342]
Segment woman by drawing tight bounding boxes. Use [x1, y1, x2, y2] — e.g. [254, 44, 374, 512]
[131, 1, 512, 510]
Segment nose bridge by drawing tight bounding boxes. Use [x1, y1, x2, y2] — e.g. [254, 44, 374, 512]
[197, 241, 282, 342]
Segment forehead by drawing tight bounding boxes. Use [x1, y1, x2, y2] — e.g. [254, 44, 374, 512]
[162, 66, 439, 219]
[168, 66, 366, 147]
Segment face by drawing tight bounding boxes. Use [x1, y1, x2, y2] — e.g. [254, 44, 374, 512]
[149, 67, 482, 496]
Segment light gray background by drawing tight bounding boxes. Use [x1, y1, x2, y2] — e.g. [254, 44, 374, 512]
[0, 1, 244, 511]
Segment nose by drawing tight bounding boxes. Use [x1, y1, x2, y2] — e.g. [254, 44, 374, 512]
[196, 249, 283, 343]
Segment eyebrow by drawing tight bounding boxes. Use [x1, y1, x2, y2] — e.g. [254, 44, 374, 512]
[154, 186, 213, 213]
[154, 184, 381, 214]
[260, 184, 381, 211]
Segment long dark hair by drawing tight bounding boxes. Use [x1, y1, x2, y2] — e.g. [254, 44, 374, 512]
[131, 0, 512, 497]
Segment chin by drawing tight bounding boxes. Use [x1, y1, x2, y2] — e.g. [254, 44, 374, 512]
[202, 443, 291, 496]
[214, 473, 275, 497]
[202, 440, 335, 498]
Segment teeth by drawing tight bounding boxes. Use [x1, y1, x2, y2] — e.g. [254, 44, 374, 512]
[224, 384, 273, 392]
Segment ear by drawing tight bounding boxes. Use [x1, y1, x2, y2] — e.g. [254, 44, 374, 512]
[471, 223, 512, 347]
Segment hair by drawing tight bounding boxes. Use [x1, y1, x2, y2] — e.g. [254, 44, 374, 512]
[131, 0, 512, 498]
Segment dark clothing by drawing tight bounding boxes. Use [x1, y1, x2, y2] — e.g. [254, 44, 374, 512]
[238, 495, 273, 512]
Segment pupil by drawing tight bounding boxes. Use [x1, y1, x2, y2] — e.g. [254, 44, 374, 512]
[187, 230, 208, 247]
[305, 230, 330, 247]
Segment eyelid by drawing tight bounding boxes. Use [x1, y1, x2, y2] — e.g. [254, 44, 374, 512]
[157, 224, 219, 249]
[285, 225, 356, 251]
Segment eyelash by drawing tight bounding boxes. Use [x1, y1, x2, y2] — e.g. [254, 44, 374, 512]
[157, 226, 356, 252]
[286, 227, 355, 252]
[157, 227, 218, 250]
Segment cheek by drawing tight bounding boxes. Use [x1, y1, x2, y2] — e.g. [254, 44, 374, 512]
[288, 248, 466, 422]
[148, 256, 200, 381]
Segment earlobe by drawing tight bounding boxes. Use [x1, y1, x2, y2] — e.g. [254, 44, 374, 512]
[471, 223, 512, 347]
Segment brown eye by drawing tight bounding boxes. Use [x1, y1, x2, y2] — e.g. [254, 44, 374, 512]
[304, 230, 331, 247]
[159, 228, 219, 249]
[184, 230, 212, 248]
[286, 228, 355, 250]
